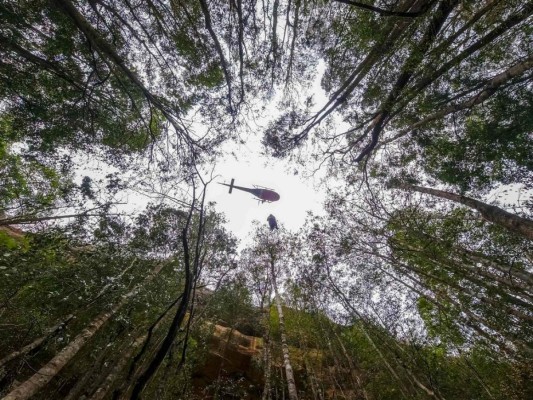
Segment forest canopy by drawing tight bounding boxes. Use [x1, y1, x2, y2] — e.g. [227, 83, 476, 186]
[0, 0, 532, 399]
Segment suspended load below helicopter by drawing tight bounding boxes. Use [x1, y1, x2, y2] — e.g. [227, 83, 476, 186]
[219, 179, 280, 203]
[267, 214, 279, 230]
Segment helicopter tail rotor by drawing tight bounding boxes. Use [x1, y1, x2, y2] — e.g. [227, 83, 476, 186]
[228, 178, 235, 193]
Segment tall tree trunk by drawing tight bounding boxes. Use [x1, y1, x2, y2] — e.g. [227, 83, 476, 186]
[198, 0, 234, 112]
[89, 334, 147, 400]
[333, 331, 371, 400]
[372, 255, 519, 352]
[382, 249, 532, 353]
[1, 262, 165, 400]
[333, 0, 434, 17]
[412, 242, 533, 300]
[389, 242, 533, 316]
[261, 302, 273, 400]
[270, 257, 299, 400]
[63, 345, 109, 400]
[129, 185, 206, 399]
[395, 183, 533, 240]
[354, 0, 460, 162]
[0, 315, 73, 369]
[298, 0, 426, 138]
[54, 0, 193, 144]
[108, 293, 183, 400]
[128, 240, 193, 399]
[326, 270, 423, 399]
[380, 55, 533, 146]
[452, 245, 533, 286]
[0, 212, 102, 226]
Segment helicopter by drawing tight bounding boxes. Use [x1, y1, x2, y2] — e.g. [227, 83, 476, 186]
[219, 178, 280, 203]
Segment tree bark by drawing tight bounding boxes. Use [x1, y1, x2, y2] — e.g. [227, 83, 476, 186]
[326, 267, 437, 399]
[0, 35, 83, 90]
[354, 0, 460, 162]
[0, 315, 73, 369]
[395, 183, 533, 240]
[63, 345, 109, 400]
[106, 294, 183, 399]
[128, 240, 192, 400]
[198, 0, 234, 112]
[395, 3, 533, 118]
[89, 334, 147, 400]
[333, 0, 435, 17]
[371, 254, 523, 352]
[261, 303, 273, 400]
[333, 331, 371, 400]
[271, 0, 280, 87]
[129, 184, 205, 399]
[382, 56, 533, 145]
[0, 213, 102, 226]
[294, 0, 427, 143]
[284, 0, 300, 85]
[270, 257, 298, 400]
[54, 0, 193, 146]
[1, 262, 165, 400]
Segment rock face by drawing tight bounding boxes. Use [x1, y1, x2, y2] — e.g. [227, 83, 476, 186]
[192, 324, 265, 399]
[191, 322, 363, 400]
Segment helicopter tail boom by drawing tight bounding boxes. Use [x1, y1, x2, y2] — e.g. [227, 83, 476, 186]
[218, 179, 236, 193]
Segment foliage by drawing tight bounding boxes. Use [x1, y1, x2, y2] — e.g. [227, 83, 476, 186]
[418, 89, 533, 192]
[1, 1, 532, 399]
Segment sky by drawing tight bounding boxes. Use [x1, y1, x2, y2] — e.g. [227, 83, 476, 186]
[71, 84, 330, 248]
[205, 148, 326, 246]
[70, 103, 328, 248]
[65, 23, 332, 248]
[200, 61, 331, 245]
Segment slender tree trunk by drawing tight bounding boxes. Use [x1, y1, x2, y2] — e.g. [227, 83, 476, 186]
[384, 251, 533, 353]
[89, 334, 147, 400]
[381, 55, 533, 146]
[0, 212, 104, 226]
[325, 272, 417, 398]
[54, 0, 193, 144]
[235, 0, 245, 105]
[63, 345, 109, 400]
[1, 262, 165, 400]
[375, 257, 519, 351]
[108, 294, 182, 400]
[198, 0, 234, 112]
[391, 242, 533, 316]
[129, 185, 205, 399]
[354, 0, 460, 161]
[271, 0, 280, 87]
[395, 183, 533, 240]
[129, 248, 192, 399]
[299, 0, 426, 137]
[419, 56, 529, 130]
[333, 331, 371, 400]
[273, 293, 299, 400]
[333, 0, 434, 17]
[284, 0, 300, 85]
[261, 303, 273, 400]
[269, 257, 298, 400]
[381, 260, 513, 352]
[394, 3, 533, 120]
[303, 358, 320, 400]
[0, 315, 73, 369]
[453, 246, 533, 285]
